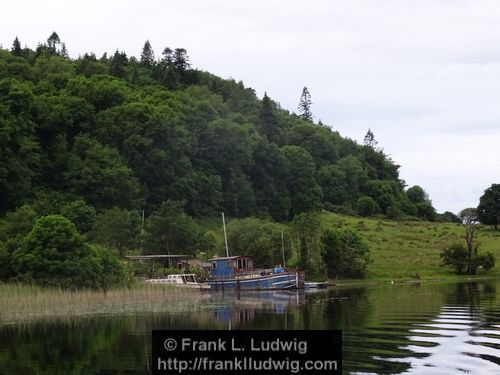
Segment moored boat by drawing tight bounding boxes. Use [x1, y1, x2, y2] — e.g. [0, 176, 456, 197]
[207, 256, 305, 291]
[145, 273, 210, 290]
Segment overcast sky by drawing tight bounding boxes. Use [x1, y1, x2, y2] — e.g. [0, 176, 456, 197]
[2, 0, 499, 214]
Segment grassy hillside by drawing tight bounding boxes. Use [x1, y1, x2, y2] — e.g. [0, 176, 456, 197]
[319, 212, 500, 281]
[204, 212, 500, 282]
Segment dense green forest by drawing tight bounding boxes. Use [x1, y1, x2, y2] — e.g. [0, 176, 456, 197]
[0, 33, 462, 286]
[0, 33, 442, 219]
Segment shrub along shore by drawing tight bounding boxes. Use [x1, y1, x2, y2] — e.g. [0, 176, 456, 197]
[318, 212, 500, 281]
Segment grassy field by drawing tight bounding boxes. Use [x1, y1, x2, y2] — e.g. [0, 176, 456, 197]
[200, 212, 500, 282]
[319, 212, 500, 281]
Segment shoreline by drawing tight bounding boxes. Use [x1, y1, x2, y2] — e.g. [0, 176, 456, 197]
[325, 274, 500, 288]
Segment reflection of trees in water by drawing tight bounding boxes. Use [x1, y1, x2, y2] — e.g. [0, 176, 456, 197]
[445, 281, 500, 334]
[2, 282, 499, 374]
[0, 291, 309, 373]
[447, 281, 497, 314]
[0, 317, 144, 374]
[323, 286, 371, 330]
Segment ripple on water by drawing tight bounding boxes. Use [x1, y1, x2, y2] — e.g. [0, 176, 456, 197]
[356, 304, 500, 374]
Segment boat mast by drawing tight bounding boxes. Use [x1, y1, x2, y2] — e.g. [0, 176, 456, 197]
[281, 230, 286, 267]
[222, 212, 229, 257]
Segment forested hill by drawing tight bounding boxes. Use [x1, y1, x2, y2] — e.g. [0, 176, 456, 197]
[1, 33, 441, 222]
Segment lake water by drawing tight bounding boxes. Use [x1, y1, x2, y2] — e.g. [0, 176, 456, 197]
[1, 280, 500, 374]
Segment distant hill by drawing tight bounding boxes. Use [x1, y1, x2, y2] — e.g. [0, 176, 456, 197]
[0, 33, 439, 222]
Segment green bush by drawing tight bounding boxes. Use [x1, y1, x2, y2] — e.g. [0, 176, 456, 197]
[187, 265, 210, 282]
[356, 196, 381, 217]
[440, 243, 496, 275]
[324, 203, 356, 216]
[440, 243, 468, 274]
[386, 205, 403, 219]
[227, 217, 289, 268]
[11, 215, 126, 289]
[322, 228, 371, 278]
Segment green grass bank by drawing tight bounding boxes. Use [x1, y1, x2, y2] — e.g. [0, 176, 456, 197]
[201, 212, 500, 282]
[319, 212, 500, 281]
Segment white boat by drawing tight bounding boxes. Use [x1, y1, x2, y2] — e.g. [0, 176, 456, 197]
[304, 281, 328, 289]
[145, 274, 210, 289]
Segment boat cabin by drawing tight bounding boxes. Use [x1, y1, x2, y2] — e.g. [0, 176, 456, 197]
[210, 256, 253, 278]
[147, 274, 197, 285]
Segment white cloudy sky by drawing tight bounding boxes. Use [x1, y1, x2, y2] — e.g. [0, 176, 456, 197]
[2, 0, 499, 214]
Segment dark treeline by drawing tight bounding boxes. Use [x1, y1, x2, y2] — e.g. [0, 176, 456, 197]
[1, 32, 443, 221]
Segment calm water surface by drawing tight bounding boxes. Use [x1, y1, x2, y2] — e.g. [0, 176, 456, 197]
[1, 280, 500, 374]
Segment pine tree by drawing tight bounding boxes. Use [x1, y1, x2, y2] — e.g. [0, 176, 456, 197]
[11, 37, 22, 56]
[110, 50, 128, 78]
[298, 87, 313, 121]
[260, 92, 279, 142]
[156, 47, 180, 88]
[363, 129, 378, 148]
[161, 47, 174, 66]
[174, 48, 190, 72]
[60, 42, 69, 58]
[140, 40, 155, 67]
[47, 31, 60, 54]
[130, 65, 139, 84]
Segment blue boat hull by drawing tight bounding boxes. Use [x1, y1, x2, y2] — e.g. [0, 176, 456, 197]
[208, 271, 305, 291]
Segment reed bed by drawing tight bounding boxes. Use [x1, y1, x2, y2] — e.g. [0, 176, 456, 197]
[0, 283, 208, 324]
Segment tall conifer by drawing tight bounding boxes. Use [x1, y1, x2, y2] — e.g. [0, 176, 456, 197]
[298, 87, 313, 121]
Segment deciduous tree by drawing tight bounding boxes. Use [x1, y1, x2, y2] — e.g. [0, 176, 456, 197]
[89, 208, 140, 255]
[227, 218, 289, 268]
[477, 184, 500, 230]
[12, 215, 125, 289]
[282, 146, 322, 217]
[145, 201, 204, 256]
[322, 228, 371, 278]
[458, 208, 488, 275]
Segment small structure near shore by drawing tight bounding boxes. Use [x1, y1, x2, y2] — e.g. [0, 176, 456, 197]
[126, 254, 190, 278]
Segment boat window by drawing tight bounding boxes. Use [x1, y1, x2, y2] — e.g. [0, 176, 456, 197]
[243, 258, 247, 269]
[237, 259, 242, 270]
[212, 262, 217, 269]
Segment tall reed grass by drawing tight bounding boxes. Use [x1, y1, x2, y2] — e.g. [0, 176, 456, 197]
[0, 283, 207, 324]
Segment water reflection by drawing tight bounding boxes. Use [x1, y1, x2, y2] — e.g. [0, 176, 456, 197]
[350, 281, 500, 375]
[211, 290, 305, 328]
[0, 281, 499, 374]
